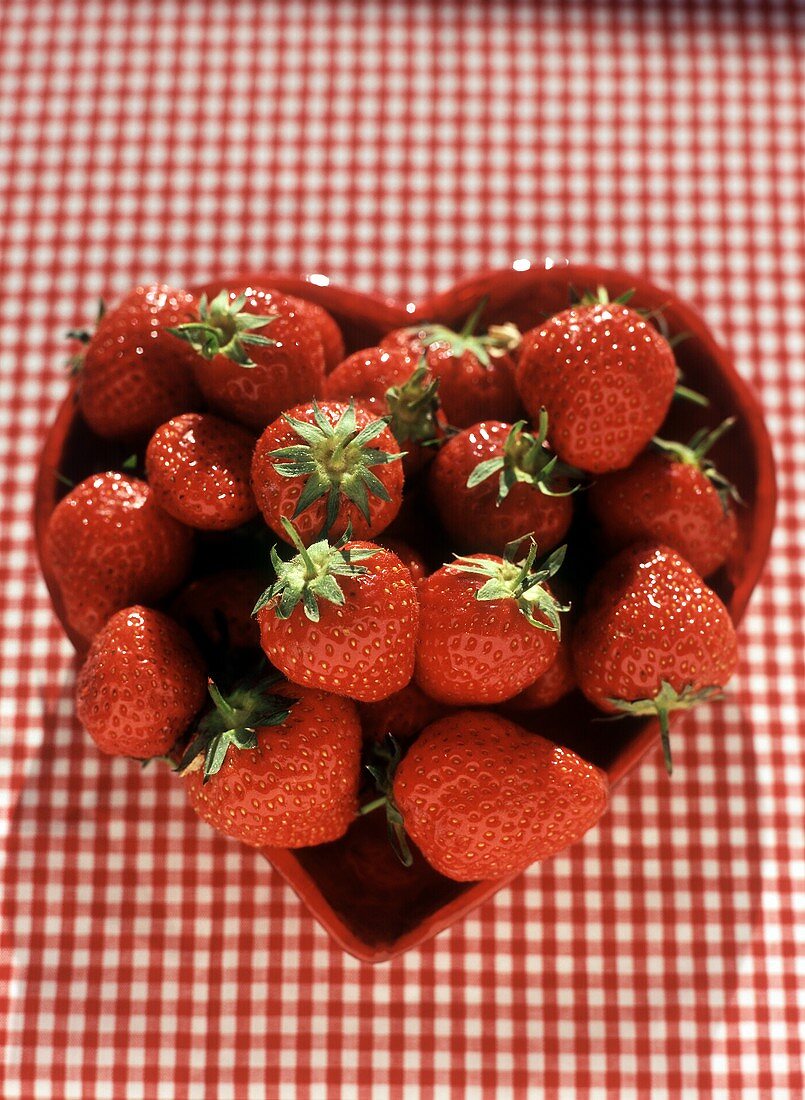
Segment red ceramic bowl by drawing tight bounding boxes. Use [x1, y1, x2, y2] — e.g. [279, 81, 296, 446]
[35, 262, 776, 962]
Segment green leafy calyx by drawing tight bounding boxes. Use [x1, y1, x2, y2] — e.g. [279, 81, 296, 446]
[467, 410, 582, 502]
[417, 299, 522, 369]
[652, 417, 741, 509]
[167, 289, 277, 367]
[451, 536, 568, 631]
[178, 677, 294, 783]
[578, 285, 636, 308]
[361, 736, 412, 868]
[384, 364, 442, 446]
[253, 517, 381, 623]
[268, 401, 403, 532]
[606, 681, 725, 776]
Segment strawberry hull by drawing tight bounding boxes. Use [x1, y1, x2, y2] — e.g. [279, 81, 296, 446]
[35, 263, 776, 962]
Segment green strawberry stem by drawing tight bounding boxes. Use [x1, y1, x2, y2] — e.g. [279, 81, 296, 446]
[178, 676, 293, 783]
[467, 410, 582, 502]
[279, 515, 319, 577]
[657, 708, 673, 776]
[451, 536, 568, 632]
[607, 681, 725, 776]
[579, 286, 636, 308]
[168, 289, 277, 367]
[267, 401, 403, 533]
[459, 297, 488, 338]
[253, 518, 380, 623]
[364, 736, 412, 868]
[418, 298, 522, 368]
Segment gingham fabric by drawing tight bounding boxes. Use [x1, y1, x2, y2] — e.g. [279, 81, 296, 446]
[1, 1, 803, 1096]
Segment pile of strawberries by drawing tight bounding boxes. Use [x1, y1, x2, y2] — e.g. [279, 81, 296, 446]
[43, 281, 741, 883]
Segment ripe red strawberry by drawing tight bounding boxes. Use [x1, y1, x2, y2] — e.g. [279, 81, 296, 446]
[504, 629, 576, 711]
[382, 302, 523, 428]
[76, 606, 206, 758]
[588, 419, 740, 577]
[324, 346, 415, 412]
[183, 677, 361, 848]
[145, 412, 258, 531]
[358, 683, 448, 744]
[415, 539, 567, 705]
[251, 401, 404, 545]
[516, 288, 678, 473]
[169, 286, 325, 431]
[255, 523, 419, 702]
[170, 569, 263, 650]
[44, 473, 194, 641]
[283, 294, 344, 372]
[385, 711, 609, 881]
[323, 348, 446, 476]
[74, 284, 203, 440]
[376, 538, 428, 584]
[572, 543, 739, 773]
[429, 414, 578, 555]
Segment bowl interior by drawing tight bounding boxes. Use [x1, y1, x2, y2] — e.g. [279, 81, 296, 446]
[35, 264, 775, 961]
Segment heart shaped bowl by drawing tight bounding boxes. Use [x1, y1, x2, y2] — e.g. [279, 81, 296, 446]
[35, 262, 776, 962]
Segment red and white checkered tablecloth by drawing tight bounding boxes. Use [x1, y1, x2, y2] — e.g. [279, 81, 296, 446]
[1, 1, 803, 1096]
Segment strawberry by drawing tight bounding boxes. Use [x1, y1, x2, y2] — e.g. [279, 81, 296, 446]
[358, 683, 448, 744]
[324, 346, 416, 413]
[375, 538, 428, 584]
[251, 401, 404, 545]
[76, 606, 206, 758]
[145, 412, 259, 531]
[169, 286, 325, 431]
[170, 569, 263, 651]
[516, 288, 678, 473]
[504, 628, 576, 711]
[44, 473, 194, 641]
[254, 522, 419, 703]
[282, 294, 344, 372]
[183, 677, 361, 848]
[588, 419, 740, 577]
[381, 302, 523, 428]
[376, 711, 609, 881]
[323, 348, 445, 475]
[429, 414, 577, 555]
[74, 284, 203, 441]
[572, 543, 739, 773]
[415, 538, 567, 705]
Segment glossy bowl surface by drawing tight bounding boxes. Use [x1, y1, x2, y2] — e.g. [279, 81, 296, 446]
[35, 263, 776, 962]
